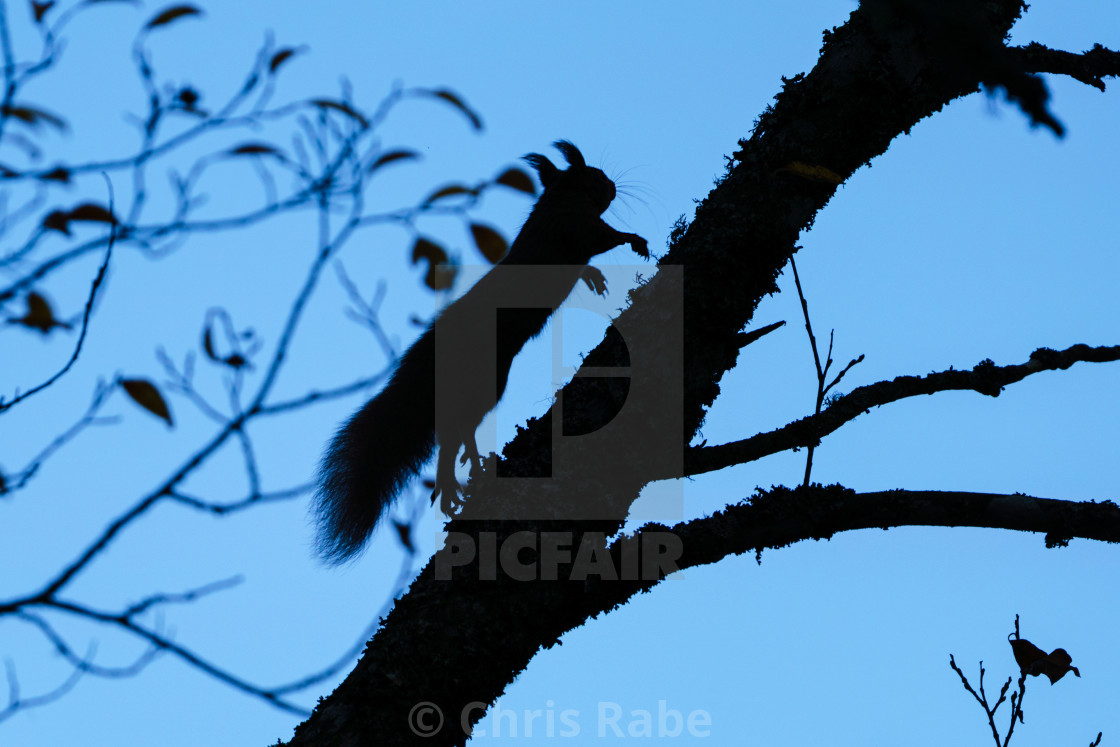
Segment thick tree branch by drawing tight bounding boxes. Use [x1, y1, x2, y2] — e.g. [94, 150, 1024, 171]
[684, 343, 1120, 479]
[573, 486, 1120, 621]
[1011, 43, 1120, 92]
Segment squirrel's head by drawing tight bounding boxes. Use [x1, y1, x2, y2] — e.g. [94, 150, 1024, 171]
[523, 141, 616, 214]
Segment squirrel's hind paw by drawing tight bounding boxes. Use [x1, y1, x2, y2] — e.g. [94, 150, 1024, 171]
[580, 265, 608, 295]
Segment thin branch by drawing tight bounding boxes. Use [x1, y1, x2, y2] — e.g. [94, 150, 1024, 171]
[683, 343, 1120, 481]
[0, 654, 85, 725]
[255, 373, 387, 416]
[42, 599, 309, 716]
[733, 319, 785, 350]
[124, 576, 244, 618]
[949, 655, 1012, 747]
[166, 482, 314, 514]
[334, 260, 397, 361]
[790, 256, 824, 486]
[4, 380, 117, 494]
[273, 511, 420, 696]
[788, 256, 863, 487]
[0, 218, 115, 414]
[12, 611, 160, 679]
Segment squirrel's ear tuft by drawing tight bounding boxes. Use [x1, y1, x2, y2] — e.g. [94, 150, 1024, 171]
[523, 153, 559, 189]
[553, 140, 585, 169]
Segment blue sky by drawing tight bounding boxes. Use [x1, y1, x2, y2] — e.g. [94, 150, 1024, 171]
[2, 1, 1118, 744]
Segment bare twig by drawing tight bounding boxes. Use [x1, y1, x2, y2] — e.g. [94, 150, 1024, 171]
[0, 205, 115, 414]
[788, 256, 863, 487]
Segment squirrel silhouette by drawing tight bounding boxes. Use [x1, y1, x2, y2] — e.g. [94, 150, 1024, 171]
[313, 141, 649, 563]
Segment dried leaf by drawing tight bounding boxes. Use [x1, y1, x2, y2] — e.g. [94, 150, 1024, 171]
[42, 209, 71, 235]
[0, 469, 7, 495]
[176, 86, 200, 109]
[2, 105, 67, 131]
[228, 143, 282, 157]
[310, 99, 369, 128]
[1039, 648, 1080, 684]
[268, 47, 302, 73]
[32, 1, 55, 23]
[410, 237, 455, 291]
[779, 161, 844, 185]
[145, 4, 202, 29]
[494, 167, 535, 195]
[67, 203, 118, 225]
[393, 520, 414, 553]
[469, 223, 507, 264]
[430, 89, 483, 130]
[368, 149, 420, 174]
[10, 292, 70, 334]
[423, 184, 475, 204]
[201, 324, 249, 369]
[202, 326, 218, 361]
[120, 378, 173, 426]
[39, 166, 70, 183]
[1010, 638, 1080, 684]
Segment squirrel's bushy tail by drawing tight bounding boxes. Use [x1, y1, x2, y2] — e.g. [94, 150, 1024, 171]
[313, 337, 435, 563]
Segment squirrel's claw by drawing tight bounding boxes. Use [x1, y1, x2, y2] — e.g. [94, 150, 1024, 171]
[580, 265, 608, 295]
[431, 479, 463, 515]
[629, 234, 649, 259]
[433, 480, 465, 516]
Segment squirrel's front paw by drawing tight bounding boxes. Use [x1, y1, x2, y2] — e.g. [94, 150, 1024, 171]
[580, 265, 608, 295]
[629, 235, 649, 259]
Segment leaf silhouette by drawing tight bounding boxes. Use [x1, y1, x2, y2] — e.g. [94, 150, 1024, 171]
[2, 105, 67, 131]
[9, 292, 71, 334]
[430, 89, 483, 130]
[1009, 638, 1081, 684]
[202, 322, 249, 369]
[32, 1, 55, 23]
[469, 223, 507, 264]
[393, 520, 414, 553]
[42, 210, 71, 235]
[202, 326, 218, 361]
[411, 237, 455, 291]
[39, 166, 70, 183]
[41, 203, 117, 234]
[120, 378, 173, 426]
[494, 167, 536, 195]
[67, 203, 118, 225]
[228, 143, 282, 157]
[310, 99, 369, 128]
[368, 149, 420, 174]
[145, 4, 202, 30]
[423, 184, 475, 204]
[268, 47, 303, 73]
